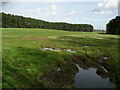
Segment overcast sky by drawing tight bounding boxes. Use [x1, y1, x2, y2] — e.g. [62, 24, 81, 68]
[2, 0, 119, 29]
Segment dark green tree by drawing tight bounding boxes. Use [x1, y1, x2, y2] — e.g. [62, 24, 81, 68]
[2, 12, 94, 32]
[106, 16, 120, 35]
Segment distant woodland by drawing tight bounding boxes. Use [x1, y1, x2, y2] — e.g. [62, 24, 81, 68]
[2, 13, 93, 32]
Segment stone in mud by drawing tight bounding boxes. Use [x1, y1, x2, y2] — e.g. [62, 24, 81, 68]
[103, 57, 108, 60]
[97, 56, 108, 63]
[57, 67, 62, 72]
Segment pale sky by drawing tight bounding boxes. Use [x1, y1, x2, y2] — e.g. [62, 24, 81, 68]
[2, 0, 119, 29]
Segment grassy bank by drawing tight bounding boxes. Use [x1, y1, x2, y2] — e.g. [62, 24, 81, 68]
[2, 28, 119, 88]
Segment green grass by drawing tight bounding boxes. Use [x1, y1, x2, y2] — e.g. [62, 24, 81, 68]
[2, 28, 119, 88]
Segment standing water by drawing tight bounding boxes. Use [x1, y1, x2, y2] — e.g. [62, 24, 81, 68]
[74, 64, 116, 88]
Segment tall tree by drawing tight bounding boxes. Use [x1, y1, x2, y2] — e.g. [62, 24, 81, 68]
[106, 16, 120, 35]
[2, 12, 94, 32]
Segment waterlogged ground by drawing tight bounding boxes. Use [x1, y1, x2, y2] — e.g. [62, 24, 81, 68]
[2, 28, 119, 88]
[74, 64, 116, 88]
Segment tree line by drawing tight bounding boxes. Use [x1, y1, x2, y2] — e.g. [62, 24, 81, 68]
[2, 12, 93, 32]
[106, 16, 120, 35]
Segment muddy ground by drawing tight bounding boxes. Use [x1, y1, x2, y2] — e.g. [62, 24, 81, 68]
[36, 55, 118, 88]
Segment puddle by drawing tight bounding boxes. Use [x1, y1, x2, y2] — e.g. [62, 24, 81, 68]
[96, 38, 103, 40]
[83, 45, 90, 47]
[65, 49, 76, 53]
[74, 64, 116, 88]
[41, 48, 61, 52]
[41, 48, 76, 53]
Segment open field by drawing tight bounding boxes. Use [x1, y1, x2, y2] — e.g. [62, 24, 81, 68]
[2, 28, 119, 88]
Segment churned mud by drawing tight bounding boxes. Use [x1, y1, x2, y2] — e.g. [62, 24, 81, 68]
[38, 55, 117, 88]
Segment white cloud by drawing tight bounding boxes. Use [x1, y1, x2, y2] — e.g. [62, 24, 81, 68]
[94, 11, 112, 15]
[24, 4, 58, 15]
[2, 0, 108, 2]
[51, 4, 57, 10]
[82, 17, 109, 21]
[25, 8, 44, 14]
[118, 1, 120, 16]
[67, 10, 78, 16]
[93, 0, 118, 15]
[49, 17, 70, 22]
[64, 18, 70, 21]
[98, 0, 118, 9]
[51, 12, 57, 15]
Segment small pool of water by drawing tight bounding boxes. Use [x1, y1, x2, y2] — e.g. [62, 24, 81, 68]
[74, 64, 116, 88]
[41, 48, 76, 53]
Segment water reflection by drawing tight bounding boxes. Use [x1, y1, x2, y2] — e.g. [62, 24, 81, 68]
[74, 64, 116, 88]
[41, 47, 76, 53]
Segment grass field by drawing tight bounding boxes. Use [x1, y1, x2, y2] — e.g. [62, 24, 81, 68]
[2, 28, 119, 88]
